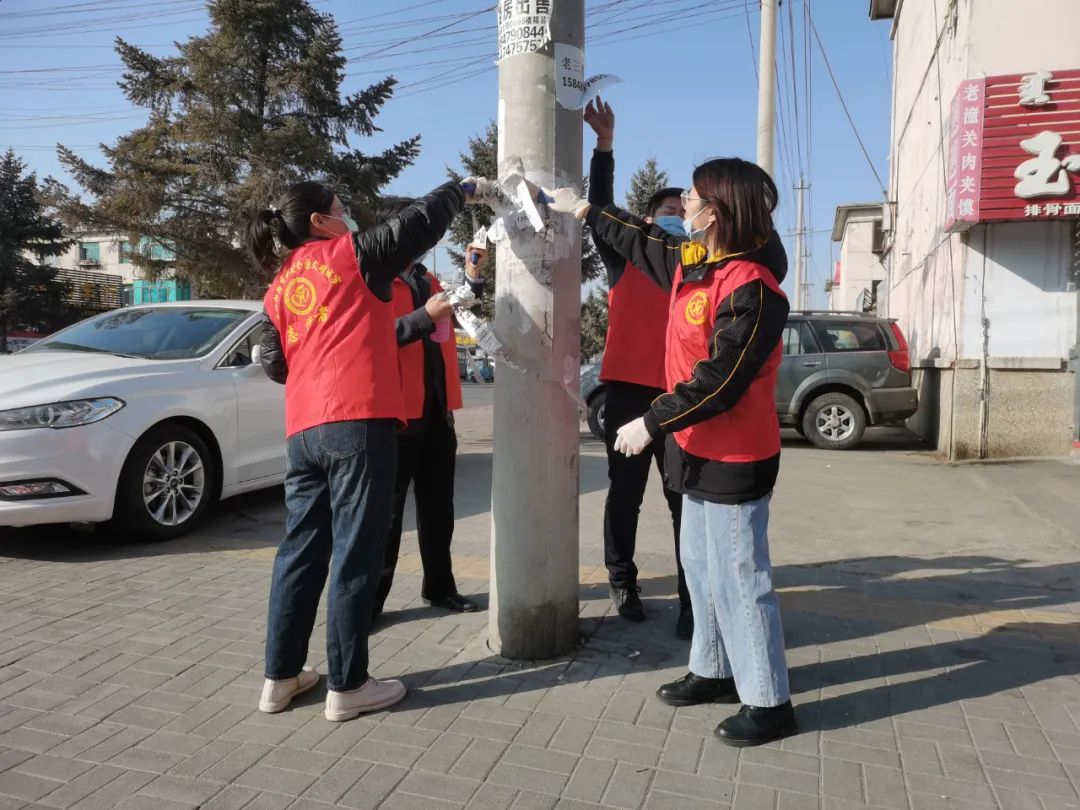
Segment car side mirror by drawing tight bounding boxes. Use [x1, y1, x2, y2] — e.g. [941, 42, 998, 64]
[251, 344, 263, 366]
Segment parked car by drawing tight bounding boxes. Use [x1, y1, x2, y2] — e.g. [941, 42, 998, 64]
[0, 301, 285, 540]
[579, 311, 918, 450]
[778, 311, 917, 449]
[581, 363, 605, 439]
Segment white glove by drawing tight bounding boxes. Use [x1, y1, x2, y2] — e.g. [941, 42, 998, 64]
[613, 417, 653, 457]
[545, 187, 591, 219]
[461, 177, 491, 204]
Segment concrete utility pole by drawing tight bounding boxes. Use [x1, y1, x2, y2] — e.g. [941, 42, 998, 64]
[490, 0, 583, 659]
[756, 0, 778, 176]
[794, 179, 805, 310]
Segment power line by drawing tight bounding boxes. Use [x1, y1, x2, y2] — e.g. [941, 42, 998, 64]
[808, 10, 887, 197]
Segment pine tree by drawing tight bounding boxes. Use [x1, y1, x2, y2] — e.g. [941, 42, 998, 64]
[625, 157, 671, 217]
[445, 122, 604, 320]
[580, 288, 608, 362]
[48, 0, 419, 297]
[0, 150, 69, 353]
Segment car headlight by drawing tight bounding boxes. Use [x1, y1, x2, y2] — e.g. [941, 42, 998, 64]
[0, 398, 125, 431]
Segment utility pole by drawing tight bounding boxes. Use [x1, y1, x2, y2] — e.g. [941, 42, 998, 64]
[490, 0, 583, 659]
[756, 0, 778, 176]
[793, 179, 805, 310]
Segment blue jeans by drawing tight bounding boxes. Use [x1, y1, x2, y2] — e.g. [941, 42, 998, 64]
[264, 419, 397, 692]
[682, 494, 791, 708]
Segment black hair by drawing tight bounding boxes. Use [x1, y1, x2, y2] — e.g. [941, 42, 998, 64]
[372, 195, 413, 226]
[646, 186, 684, 218]
[690, 158, 777, 254]
[245, 180, 336, 272]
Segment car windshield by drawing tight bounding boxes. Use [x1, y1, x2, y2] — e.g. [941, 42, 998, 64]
[26, 307, 250, 360]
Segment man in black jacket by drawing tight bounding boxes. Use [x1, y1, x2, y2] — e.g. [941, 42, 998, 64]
[584, 99, 693, 639]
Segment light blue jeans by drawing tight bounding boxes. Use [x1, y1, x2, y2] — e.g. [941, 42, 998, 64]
[681, 494, 791, 708]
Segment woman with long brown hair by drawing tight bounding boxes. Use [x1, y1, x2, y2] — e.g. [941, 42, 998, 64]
[548, 158, 796, 747]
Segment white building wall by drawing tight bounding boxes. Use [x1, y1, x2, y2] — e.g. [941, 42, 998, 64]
[961, 222, 1076, 362]
[835, 218, 885, 311]
[48, 233, 140, 283]
[885, 0, 1079, 365]
[882, 0, 1079, 457]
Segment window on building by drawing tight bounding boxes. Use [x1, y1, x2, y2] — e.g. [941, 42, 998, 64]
[119, 242, 133, 264]
[814, 321, 887, 353]
[78, 242, 100, 262]
[782, 321, 820, 356]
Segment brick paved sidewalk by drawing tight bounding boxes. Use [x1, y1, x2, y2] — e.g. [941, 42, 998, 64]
[1, 393, 1079, 810]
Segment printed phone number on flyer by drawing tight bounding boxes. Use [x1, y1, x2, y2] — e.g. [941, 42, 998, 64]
[498, 25, 547, 58]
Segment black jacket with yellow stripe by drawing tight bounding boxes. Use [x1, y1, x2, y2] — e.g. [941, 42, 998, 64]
[586, 203, 789, 504]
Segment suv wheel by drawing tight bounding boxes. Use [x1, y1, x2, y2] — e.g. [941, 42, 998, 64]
[802, 392, 866, 450]
[110, 424, 216, 540]
[587, 388, 607, 441]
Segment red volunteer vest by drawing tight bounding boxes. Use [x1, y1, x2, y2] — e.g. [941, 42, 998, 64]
[264, 234, 405, 437]
[600, 261, 668, 389]
[391, 272, 464, 420]
[665, 259, 786, 463]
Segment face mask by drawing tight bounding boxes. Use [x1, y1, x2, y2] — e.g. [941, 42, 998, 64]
[653, 216, 687, 238]
[326, 214, 358, 234]
[682, 206, 710, 242]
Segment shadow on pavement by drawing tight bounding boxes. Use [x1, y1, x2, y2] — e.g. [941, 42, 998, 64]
[396, 553, 1079, 737]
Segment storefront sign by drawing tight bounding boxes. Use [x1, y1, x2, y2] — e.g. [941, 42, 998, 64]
[945, 68, 1080, 231]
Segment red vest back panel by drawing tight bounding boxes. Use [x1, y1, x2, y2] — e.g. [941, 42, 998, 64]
[264, 234, 405, 437]
[600, 261, 668, 389]
[665, 261, 786, 463]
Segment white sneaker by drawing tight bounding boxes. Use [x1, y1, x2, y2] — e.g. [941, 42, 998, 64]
[324, 677, 407, 722]
[258, 668, 320, 713]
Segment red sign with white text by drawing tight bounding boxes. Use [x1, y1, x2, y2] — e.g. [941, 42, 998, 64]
[945, 68, 1080, 231]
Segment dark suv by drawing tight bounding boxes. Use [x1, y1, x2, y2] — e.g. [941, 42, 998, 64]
[581, 311, 918, 450]
[778, 311, 917, 449]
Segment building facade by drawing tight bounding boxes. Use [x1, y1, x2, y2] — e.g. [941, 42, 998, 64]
[44, 233, 185, 306]
[829, 203, 886, 313]
[871, 0, 1080, 458]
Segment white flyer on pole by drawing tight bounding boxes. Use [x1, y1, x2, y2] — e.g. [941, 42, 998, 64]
[496, 0, 552, 62]
[554, 43, 585, 109]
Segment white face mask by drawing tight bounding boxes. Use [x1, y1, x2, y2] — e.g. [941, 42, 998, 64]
[682, 206, 710, 242]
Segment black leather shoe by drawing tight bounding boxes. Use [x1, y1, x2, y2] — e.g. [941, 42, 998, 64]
[656, 673, 739, 707]
[676, 603, 693, 641]
[424, 593, 479, 613]
[715, 702, 797, 747]
[610, 585, 646, 622]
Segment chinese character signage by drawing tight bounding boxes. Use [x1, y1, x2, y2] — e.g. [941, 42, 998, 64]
[945, 78, 986, 231]
[945, 68, 1080, 231]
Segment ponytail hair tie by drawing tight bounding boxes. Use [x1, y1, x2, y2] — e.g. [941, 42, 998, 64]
[268, 205, 282, 221]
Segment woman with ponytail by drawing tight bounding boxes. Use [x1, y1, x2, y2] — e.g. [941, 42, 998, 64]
[248, 177, 488, 722]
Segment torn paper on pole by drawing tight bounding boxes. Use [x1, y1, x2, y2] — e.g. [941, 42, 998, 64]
[556, 72, 624, 111]
[579, 74, 623, 108]
[454, 306, 524, 374]
[496, 0, 551, 62]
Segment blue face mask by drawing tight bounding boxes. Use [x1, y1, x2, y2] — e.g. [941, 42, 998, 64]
[653, 216, 687, 238]
[682, 207, 710, 242]
[327, 214, 359, 234]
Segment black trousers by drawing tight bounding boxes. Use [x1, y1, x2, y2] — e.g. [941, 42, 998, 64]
[375, 417, 458, 612]
[603, 381, 689, 606]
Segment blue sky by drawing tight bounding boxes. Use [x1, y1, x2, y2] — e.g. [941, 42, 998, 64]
[0, 0, 894, 307]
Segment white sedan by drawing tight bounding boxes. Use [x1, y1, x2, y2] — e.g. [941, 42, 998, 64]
[0, 301, 286, 540]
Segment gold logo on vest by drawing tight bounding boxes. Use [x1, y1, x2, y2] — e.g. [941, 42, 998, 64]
[284, 277, 317, 316]
[684, 290, 709, 325]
